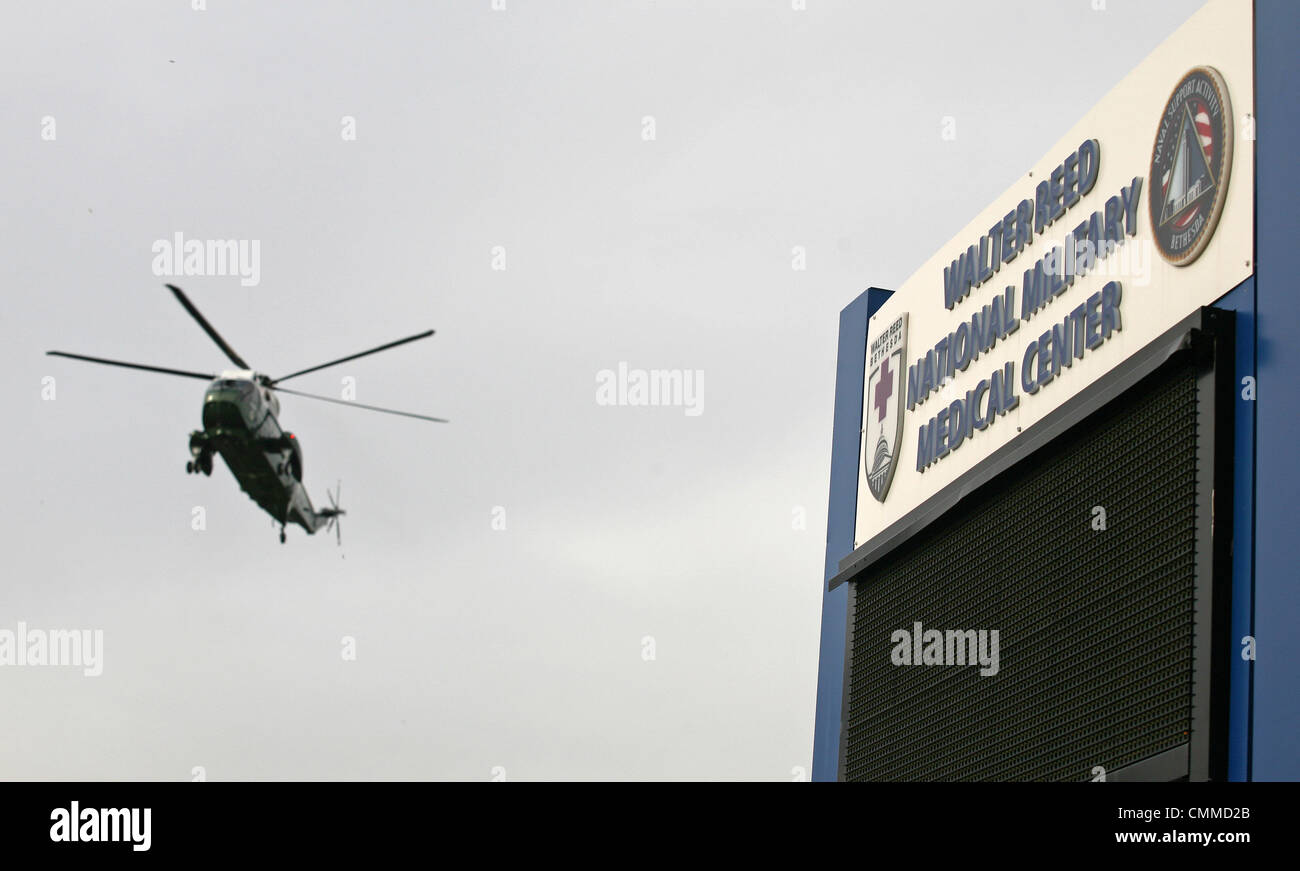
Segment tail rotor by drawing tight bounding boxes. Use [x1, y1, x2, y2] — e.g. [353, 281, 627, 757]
[322, 480, 345, 546]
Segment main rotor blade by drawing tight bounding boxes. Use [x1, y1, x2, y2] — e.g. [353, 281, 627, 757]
[272, 385, 448, 423]
[166, 284, 252, 369]
[47, 351, 215, 381]
[271, 330, 435, 384]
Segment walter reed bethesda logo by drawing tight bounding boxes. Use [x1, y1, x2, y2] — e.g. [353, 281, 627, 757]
[863, 313, 908, 502]
[151, 232, 261, 287]
[0, 621, 103, 676]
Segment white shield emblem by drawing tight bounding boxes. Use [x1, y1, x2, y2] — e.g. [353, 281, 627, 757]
[863, 313, 908, 503]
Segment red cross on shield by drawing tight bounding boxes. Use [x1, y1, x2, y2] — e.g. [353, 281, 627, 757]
[863, 313, 908, 503]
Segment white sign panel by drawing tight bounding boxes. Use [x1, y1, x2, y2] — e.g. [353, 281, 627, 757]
[854, 0, 1253, 550]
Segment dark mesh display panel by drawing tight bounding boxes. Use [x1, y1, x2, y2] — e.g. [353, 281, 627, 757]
[842, 359, 1200, 782]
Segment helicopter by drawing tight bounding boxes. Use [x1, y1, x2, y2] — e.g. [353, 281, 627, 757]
[48, 284, 447, 544]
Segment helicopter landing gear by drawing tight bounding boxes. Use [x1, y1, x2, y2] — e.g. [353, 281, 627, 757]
[188, 431, 213, 476]
[280, 526, 286, 545]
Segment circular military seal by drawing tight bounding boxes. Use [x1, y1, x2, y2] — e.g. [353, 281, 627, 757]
[1148, 66, 1233, 266]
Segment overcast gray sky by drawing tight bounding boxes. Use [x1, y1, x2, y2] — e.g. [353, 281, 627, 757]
[1, 0, 1206, 780]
